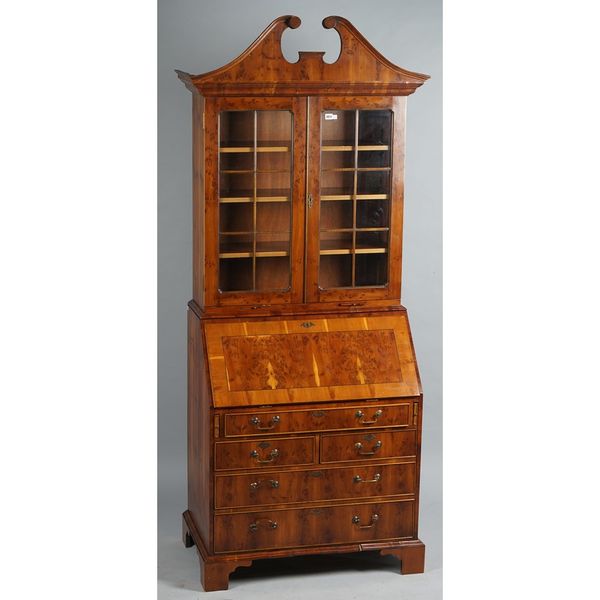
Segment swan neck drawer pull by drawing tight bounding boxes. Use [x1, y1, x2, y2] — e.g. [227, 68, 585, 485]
[354, 440, 382, 455]
[250, 415, 281, 430]
[249, 519, 278, 532]
[250, 448, 280, 463]
[352, 514, 379, 529]
[355, 409, 383, 425]
[353, 473, 382, 484]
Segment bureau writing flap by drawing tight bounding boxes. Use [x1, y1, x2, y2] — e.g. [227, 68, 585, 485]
[204, 313, 421, 407]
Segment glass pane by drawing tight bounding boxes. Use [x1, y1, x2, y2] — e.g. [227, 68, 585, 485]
[257, 110, 292, 146]
[219, 172, 253, 202]
[219, 233, 253, 257]
[320, 231, 353, 254]
[320, 255, 352, 288]
[321, 110, 355, 147]
[357, 171, 390, 197]
[356, 230, 389, 251]
[220, 111, 254, 149]
[218, 109, 293, 294]
[219, 204, 252, 233]
[358, 110, 391, 146]
[321, 150, 355, 171]
[357, 199, 390, 229]
[219, 258, 253, 292]
[355, 254, 388, 287]
[256, 171, 290, 201]
[318, 107, 393, 291]
[320, 200, 353, 230]
[321, 170, 354, 199]
[256, 256, 290, 290]
[220, 152, 254, 171]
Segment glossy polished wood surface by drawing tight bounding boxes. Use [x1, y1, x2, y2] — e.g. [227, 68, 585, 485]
[178, 14, 428, 591]
[214, 499, 415, 553]
[176, 16, 429, 97]
[223, 401, 413, 437]
[215, 461, 416, 509]
[204, 313, 421, 407]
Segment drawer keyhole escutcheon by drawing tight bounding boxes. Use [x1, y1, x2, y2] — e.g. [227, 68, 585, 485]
[352, 514, 380, 529]
[249, 519, 278, 532]
[354, 440, 382, 455]
[355, 409, 383, 425]
[249, 479, 280, 490]
[353, 473, 382, 484]
[250, 448, 280, 463]
[250, 415, 281, 430]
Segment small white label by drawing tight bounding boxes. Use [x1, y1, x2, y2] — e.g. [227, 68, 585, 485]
[324, 113, 338, 120]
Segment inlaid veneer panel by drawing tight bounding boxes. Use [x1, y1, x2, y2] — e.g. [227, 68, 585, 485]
[205, 313, 420, 407]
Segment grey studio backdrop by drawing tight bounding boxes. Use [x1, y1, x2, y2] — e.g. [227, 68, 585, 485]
[158, 1, 441, 598]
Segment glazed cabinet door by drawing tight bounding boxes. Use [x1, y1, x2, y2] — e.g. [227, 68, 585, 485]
[204, 97, 306, 306]
[306, 97, 406, 303]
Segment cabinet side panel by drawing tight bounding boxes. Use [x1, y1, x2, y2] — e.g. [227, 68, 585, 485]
[187, 309, 211, 546]
[192, 93, 205, 307]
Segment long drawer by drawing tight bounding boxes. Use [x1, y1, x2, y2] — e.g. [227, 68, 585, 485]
[215, 436, 316, 471]
[321, 430, 417, 463]
[223, 402, 413, 437]
[214, 499, 415, 553]
[215, 461, 416, 509]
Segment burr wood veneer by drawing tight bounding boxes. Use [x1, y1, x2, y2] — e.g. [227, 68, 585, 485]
[178, 15, 428, 591]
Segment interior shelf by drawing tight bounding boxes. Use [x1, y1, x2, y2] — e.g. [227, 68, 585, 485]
[320, 188, 390, 201]
[219, 240, 290, 259]
[220, 141, 291, 153]
[219, 189, 290, 203]
[321, 142, 390, 152]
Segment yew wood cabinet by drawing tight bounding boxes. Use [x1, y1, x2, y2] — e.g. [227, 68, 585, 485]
[177, 15, 429, 591]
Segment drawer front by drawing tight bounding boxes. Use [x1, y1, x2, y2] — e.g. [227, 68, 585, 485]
[215, 436, 315, 471]
[215, 462, 416, 509]
[223, 402, 412, 437]
[321, 430, 417, 463]
[214, 500, 415, 553]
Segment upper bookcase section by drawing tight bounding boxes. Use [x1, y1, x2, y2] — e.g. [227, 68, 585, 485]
[176, 15, 429, 97]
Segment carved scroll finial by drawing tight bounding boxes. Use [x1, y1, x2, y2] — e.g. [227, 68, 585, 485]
[177, 15, 429, 96]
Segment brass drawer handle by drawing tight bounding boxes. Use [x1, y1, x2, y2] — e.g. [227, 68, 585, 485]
[249, 519, 278, 532]
[354, 440, 382, 456]
[355, 409, 383, 425]
[352, 514, 379, 529]
[353, 473, 381, 484]
[249, 479, 280, 490]
[250, 448, 280, 463]
[250, 415, 281, 430]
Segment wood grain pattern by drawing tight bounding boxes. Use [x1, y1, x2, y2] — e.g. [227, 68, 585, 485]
[215, 461, 416, 509]
[204, 313, 420, 407]
[214, 436, 316, 471]
[187, 309, 212, 546]
[222, 329, 402, 391]
[179, 14, 428, 591]
[320, 430, 417, 463]
[223, 401, 412, 437]
[214, 499, 415, 553]
[176, 16, 429, 97]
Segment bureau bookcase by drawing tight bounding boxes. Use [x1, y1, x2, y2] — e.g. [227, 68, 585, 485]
[177, 15, 429, 591]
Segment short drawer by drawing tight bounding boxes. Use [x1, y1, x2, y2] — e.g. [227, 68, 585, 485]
[223, 402, 413, 437]
[321, 430, 417, 463]
[215, 461, 416, 509]
[214, 436, 316, 471]
[214, 499, 415, 553]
